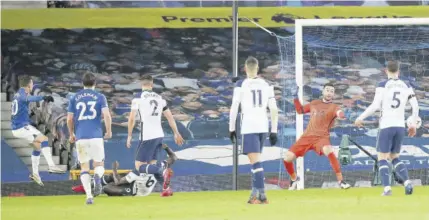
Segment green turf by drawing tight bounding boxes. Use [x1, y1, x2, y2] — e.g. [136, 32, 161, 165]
[2, 186, 429, 220]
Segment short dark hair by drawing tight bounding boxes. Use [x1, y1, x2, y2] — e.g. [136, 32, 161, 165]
[19, 75, 32, 87]
[82, 72, 96, 87]
[324, 83, 335, 89]
[386, 60, 399, 73]
[245, 56, 258, 67]
[141, 75, 153, 81]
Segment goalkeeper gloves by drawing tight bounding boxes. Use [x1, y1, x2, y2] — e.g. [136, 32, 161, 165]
[43, 95, 54, 103]
[229, 131, 237, 144]
[269, 133, 277, 146]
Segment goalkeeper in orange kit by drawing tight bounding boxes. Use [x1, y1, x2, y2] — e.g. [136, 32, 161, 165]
[283, 84, 351, 190]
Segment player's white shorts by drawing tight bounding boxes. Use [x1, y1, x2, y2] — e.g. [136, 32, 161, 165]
[76, 138, 105, 163]
[12, 125, 42, 144]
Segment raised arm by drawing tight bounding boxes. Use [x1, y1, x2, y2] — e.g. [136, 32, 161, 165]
[27, 95, 44, 102]
[294, 98, 311, 114]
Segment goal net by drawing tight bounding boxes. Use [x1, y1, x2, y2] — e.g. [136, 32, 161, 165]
[277, 18, 429, 189]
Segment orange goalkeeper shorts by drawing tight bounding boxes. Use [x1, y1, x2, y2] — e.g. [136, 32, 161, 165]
[289, 135, 331, 157]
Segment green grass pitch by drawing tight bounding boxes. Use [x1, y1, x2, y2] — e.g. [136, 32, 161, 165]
[2, 186, 429, 220]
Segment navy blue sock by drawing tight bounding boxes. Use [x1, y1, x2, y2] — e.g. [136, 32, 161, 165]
[154, 173, 164, 187]
[32, 150, 41, 156]
[392, 158, 409, 182]
[252, 162, 265, 195]
[139, 164, 161, 174]
[132, 169, 139, 175]
[378, 160, 391, 187]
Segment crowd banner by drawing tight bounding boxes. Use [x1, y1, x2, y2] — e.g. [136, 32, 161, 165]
[2, 6, 429, 29]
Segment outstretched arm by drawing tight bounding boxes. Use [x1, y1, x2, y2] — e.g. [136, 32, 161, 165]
[27, 95, 44, 102]
[355, 87, 384, 126]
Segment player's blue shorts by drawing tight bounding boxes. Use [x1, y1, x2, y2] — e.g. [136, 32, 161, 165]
[135, 137, 163, 163]
[377, 127, 405, 154]
[242, 133, 267, 155]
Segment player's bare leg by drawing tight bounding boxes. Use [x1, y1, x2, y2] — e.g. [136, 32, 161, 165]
[35, 134, 65, 174]
[92, 161, 105, 197]
[283, 151, 300, 190]
[322, 145, 350, 189]
[247, 153, 267, 204]
[79, 162, 94, 204]
[390, 153, 413, 195]
[378, 152, 392, 196]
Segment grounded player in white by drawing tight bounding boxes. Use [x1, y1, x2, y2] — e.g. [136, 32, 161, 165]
[11, 75, 65, 186]
[67, 72, 112, 205]
[229, 57, 279, 204]
[127, 75, 184, 197]
[355, 61, 419, 196]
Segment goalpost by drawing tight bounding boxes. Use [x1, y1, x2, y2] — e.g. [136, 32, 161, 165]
[292, 18, 429, 190]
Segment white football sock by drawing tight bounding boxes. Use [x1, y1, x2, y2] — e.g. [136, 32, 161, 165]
[80, 173, 92, 199]
[41, 147, 55, 167]
[384, 186, 392, 192]
[31, 155, 40, 174]
[94, 166, 105, 177]
[404, 180, 411, 187]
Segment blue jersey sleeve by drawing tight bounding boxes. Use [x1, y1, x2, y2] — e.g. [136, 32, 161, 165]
[100, 95, 108, 109]
[26, 95, 43, 102]
[67, 98, 75, 114]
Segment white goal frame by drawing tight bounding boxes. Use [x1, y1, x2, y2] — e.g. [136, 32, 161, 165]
[294, 18, 429, 190]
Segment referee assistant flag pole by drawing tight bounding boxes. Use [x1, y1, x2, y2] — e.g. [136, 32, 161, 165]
[232, 0, 239, 191]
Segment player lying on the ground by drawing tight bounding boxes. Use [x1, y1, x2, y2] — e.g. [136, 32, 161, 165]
[11, 75, 65, 186]
[127, 75, 185, 197]
[72, 144, 178, 196]
[355, 61, 419, 196]
[67, 72, 112, 205]
[283, 83, 351, 190]
[229, 56, 279, 204]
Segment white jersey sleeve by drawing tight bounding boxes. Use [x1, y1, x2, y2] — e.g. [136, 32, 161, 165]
[407, 86, 420, 125]
[229, 87, 242, 132]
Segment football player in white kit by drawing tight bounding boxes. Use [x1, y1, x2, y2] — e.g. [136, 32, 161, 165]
[127, 75, 184, 197]
[229, 56, 279, 204]
[67, 72, 112, 204]
[355, 61, 419, 196]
